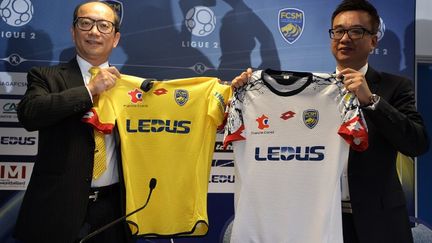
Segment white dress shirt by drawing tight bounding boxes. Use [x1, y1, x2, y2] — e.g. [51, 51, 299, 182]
[76, 55, 119, 187]
[336, 63, 368, 201]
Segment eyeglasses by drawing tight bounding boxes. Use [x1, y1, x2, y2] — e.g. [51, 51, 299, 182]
[328, 27, 374, 40]
[74, 17, 115, 34]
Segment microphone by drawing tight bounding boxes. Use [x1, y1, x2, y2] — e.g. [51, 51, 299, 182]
[79, 178, 157, 243]
[140, 79, 154, 92]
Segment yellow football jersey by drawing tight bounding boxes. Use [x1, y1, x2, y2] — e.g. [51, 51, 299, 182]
[83, 74, 232, 237]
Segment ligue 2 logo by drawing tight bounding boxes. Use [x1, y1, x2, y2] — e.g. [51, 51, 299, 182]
[184, 6, 216, 37]
[377, 17, 385, 42]
[0, 0, 34, 27]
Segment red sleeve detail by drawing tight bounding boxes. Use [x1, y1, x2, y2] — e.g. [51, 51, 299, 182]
[338, 116, 369, 151]
[81, 108, 114, 134]
[223, 124, 245, 149]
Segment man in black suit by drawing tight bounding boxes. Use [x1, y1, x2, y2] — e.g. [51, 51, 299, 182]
[14, 1, 131, 243]
[329, 1, 428, 242]
[231, 1, 429, 242]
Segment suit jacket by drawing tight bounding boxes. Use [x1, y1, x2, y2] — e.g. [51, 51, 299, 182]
[14, 58, 127, 243]
[347, 66, 429, 243]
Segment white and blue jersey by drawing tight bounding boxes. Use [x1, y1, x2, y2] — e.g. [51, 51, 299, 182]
[224, 69, 368, 243]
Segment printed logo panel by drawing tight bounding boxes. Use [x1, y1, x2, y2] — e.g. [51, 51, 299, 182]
[210, 134, 235, 193]
[0, 72, 28, 95]
[256, 114, 269, 130]
[0, 0, 34, 27]
[153, 88, 168, 96]
[0, 98, 19, 122]
[208, 167, 235, 193]
[184, 6, 216, 37]
[278, 8, 304, 44]
[280, 111, 295, 120]
[255, 146, 325, 162]
[377, 17, 386, 41]
[0, 162, 34, 190]
[303, 109, 319, 129]
[0, 127, 38, 156]
[126, 119, 191, 134]
[174, 89, 189, 106]
[128, 88, 143, 103]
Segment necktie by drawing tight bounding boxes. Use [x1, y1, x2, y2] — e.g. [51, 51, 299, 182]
[89, 67, 106, 179]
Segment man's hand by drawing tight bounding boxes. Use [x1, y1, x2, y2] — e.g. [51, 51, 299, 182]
[338, 68, 373, 106]
[231, 68, 253, 89]
[87, 67, 121, 96]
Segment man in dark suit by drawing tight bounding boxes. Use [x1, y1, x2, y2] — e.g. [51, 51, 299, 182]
[329, 1, 428, 242]
[14, 1, 131, 243]
[231, 1, 429, 242]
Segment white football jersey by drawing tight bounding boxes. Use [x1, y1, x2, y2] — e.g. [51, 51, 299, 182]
[224, 69, 368, 243]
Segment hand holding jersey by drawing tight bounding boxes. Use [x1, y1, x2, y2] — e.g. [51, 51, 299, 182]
[338, 68, 374, 106]
[87, 66, 121, 96]
[231, 67, 253, 89]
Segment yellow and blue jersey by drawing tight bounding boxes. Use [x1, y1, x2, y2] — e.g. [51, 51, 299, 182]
[83, 74, 232, 237]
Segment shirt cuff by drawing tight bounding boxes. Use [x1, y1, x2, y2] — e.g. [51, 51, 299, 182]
[363, 95, 380, 110]
[85, 85, 94, 103]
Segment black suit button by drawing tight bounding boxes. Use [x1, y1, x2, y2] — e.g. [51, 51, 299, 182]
[85, 177, 91, 182]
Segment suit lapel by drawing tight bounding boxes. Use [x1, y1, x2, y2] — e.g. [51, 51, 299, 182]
[59, 58, 94, 138]
[365, 66, 381, 94]
[60, 58, 85, 89]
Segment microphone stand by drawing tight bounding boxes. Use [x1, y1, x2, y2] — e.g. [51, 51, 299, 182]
[79, 178, 157, 243]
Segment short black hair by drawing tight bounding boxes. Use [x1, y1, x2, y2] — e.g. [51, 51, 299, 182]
[72, 1, 120, 32]
[331, 0, 380, 34]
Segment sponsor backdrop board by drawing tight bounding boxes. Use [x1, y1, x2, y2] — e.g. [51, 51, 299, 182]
[0, 0, 423, 242]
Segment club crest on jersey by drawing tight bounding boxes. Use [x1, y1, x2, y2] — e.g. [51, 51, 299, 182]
[303, 109, 319, 129]
[100, 0, 124, 25]
[128, 88, 143, 103]
[278, 8, 304, 44]
[174, 89, 189, 106]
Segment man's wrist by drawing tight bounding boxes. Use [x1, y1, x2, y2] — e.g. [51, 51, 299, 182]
[363, 94, 380, 110]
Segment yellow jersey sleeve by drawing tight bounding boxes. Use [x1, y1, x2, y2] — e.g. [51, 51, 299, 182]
[208, 81, 232, 127]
